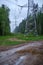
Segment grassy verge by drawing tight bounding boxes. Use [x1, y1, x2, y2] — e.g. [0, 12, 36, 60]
[0, 33, 43, 46]
[0, 41, 22, 46]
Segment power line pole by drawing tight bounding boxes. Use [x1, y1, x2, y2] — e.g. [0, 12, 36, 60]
[25, 0, 30, 34]
[25, 0, 34, 34]
[15, 0, 18, 28]
[16, 0, 34, 34]
[25, 0, 38, 35]
[32, 3, 38, 36]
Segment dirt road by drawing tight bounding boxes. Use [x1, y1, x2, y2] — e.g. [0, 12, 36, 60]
[0, 41, 43, 65]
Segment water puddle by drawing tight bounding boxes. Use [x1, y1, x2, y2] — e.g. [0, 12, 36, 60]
[0, 42, 43, 63]
[4, 64, 9, 65]
[14, 56, 26, 65]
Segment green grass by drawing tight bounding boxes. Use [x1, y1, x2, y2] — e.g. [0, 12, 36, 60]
[0, 33, 43, 46]
[0, 41, 22, 46]
[12, 33, 43, 41]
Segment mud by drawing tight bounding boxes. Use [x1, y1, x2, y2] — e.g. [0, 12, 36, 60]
[0, 41, 43, 65]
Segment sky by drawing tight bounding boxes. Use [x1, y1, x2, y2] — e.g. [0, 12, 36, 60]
[0, 0, 43, 32]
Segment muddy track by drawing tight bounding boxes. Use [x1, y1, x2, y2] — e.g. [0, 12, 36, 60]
[0, 41, 43, 65]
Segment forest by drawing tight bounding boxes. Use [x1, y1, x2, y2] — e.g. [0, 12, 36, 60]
[0, 5, 10, 36]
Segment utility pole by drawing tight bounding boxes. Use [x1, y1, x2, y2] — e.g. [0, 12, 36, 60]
[16, 0, 34, 34]
[14, 15, 17, 29]
[25, 0, 38, 35]
[33, 4, 38, 36]
[25, 0, 34, 34]
[15, 0, 18, 28]
[25, 0, 30, 34]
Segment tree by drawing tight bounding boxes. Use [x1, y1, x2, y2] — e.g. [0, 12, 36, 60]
[37, 12, 43, 35]
[0, 4, 10, 35]
[14, 26, 19, 33]
[19, 20, 26, 33]
[14, 19, 26, 34]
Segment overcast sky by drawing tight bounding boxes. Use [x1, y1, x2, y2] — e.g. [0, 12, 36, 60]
[0, 0, 43, 32]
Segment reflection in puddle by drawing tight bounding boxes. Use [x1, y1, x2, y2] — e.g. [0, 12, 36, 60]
[15, 56, 26, 65]
[4, 64, 9, 65]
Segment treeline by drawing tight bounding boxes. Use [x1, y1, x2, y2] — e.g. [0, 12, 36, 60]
[37, 12, 43, 35]
[14, 19, 26, 33]
[0, 5, 10, 36]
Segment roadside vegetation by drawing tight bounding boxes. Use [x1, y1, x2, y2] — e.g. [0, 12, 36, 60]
[0, 33, 43, 46]
[0, 4, 43, 46]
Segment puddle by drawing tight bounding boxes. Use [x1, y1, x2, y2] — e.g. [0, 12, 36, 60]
[14, 56, 26, 65]
[4, 64, 9, 65]
[0, 42, 43, 63]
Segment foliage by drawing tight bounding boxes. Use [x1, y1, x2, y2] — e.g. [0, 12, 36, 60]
[14, 26, 19, 33]
[37, 12, 43, 35]
[0, 4, 10, 36]
[0, 34, 43, 46]
[14, 19, 26, 33]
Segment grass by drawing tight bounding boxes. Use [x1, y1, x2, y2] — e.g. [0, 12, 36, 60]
[0, 41, 22, 46]
[0, 33, 43, 46]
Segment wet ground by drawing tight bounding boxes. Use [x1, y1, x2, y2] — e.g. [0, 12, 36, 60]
[0, 41, 43, 65]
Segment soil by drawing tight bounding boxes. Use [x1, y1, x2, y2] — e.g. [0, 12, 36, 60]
[0, 41, 43, 65]
[0, 40, 43, 51]
[8, 38, 25, 42]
